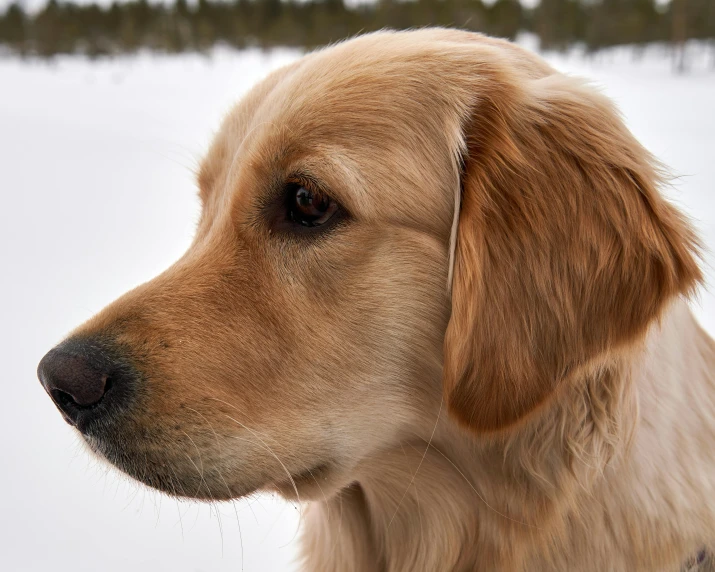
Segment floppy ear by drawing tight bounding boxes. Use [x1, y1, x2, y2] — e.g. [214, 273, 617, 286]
[443, 70, 702, 433]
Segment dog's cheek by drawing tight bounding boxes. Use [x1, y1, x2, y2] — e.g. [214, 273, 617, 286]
[282, 229, 450, 454]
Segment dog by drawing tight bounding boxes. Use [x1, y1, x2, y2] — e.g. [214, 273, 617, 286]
[37, 29, 715, 571]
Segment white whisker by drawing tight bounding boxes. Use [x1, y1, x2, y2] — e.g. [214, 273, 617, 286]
[413, 441, 540, 531]
[387, 397, 443, 531]
[186, 406, 245, 572]
[206, 396, 305, 527]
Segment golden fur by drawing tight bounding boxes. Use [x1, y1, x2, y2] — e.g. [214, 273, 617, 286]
[49, 30, 715, 570]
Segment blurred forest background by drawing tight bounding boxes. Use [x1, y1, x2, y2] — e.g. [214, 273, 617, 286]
[0, 0, 713, 62]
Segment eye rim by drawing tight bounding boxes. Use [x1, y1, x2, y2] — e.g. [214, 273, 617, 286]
[270, 175, 348, 236]
[286, 181, 339, 227]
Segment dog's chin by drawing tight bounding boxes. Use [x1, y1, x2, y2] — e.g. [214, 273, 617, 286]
[80, 434, 252, 501]
[81, 432, 347, 502]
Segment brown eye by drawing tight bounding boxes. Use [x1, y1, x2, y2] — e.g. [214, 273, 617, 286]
[287, 183, 338, 227]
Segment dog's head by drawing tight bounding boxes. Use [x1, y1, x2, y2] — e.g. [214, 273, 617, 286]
[37, 30, 701, 502]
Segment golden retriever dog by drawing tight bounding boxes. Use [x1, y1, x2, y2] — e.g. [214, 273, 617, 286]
[37, 29, 715, 571]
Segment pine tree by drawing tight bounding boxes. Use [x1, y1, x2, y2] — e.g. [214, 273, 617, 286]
[535, 0, 585, 50]
[0, 0, 709, 59]
[0, 3, 27, 53]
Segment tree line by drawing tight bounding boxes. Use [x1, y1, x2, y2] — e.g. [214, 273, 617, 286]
[0, 0, 713, 58]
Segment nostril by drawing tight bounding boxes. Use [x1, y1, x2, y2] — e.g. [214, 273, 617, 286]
[51, 386, 107, 411]
[51, 388, 79, 409]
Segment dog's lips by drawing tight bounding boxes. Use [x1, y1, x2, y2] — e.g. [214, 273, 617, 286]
[81, 424, 323, 501]
[82, 433, 261, 500]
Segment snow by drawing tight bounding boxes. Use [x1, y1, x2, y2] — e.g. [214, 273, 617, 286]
[1, 43, 713, 571]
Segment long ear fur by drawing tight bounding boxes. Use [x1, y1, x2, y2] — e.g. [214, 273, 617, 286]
[444, 69, 702, 433]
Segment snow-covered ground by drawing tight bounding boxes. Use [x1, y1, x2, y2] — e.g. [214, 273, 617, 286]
[1, 42, 713, 572]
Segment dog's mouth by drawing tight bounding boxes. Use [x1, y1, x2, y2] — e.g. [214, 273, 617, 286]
[83, 421, 340, 502]
[85, 437, 264, 500]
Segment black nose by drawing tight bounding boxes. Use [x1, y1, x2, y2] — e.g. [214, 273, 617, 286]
[37, 337, 136, 432]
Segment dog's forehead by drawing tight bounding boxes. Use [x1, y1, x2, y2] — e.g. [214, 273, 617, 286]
[200, 31, 555, 223]
[199, 30, 554, 237]
[200, 33, 479, 238]
[251, 34, 471, 149]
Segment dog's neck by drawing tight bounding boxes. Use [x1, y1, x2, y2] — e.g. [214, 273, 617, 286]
[300, 356, 637, 571]
[300, 301, 715, 571]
